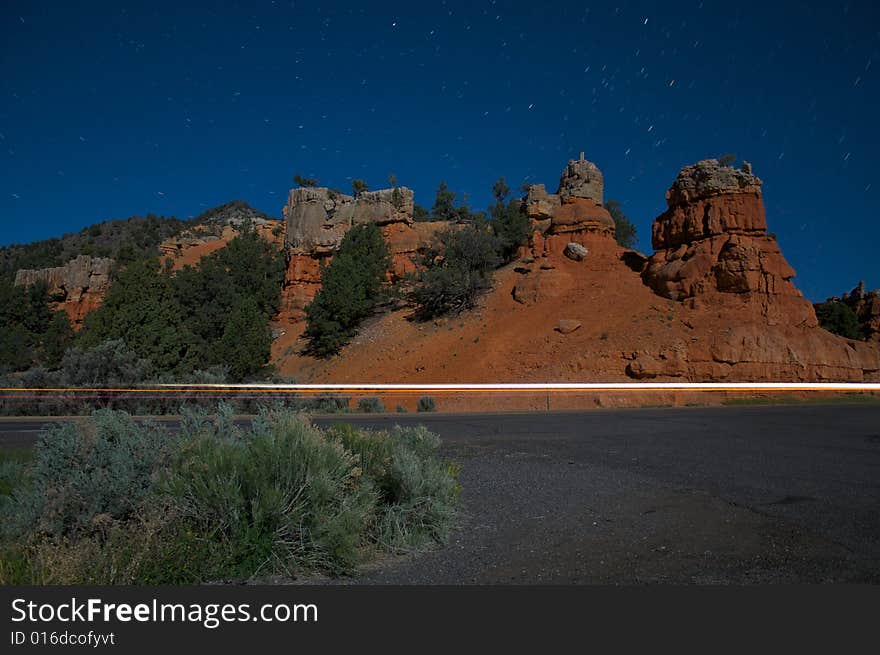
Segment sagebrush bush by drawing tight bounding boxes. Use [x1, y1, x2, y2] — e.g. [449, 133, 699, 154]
[417, 396, 437, 412]
[159, 408, 377, 578]
[62, 339, 153, 387]
[1, 406, 458, 583]
[358, 397, 385, 413]
[326, 423, 459, 552]
[2, 411, 172, 541]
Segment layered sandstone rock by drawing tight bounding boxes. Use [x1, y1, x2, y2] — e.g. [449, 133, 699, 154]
[278, 185, 444, 321]
[642, 158, 815, 327]
[522, 154, 615, 258]
[283, 187, 414, 254]
[14, 256, 113, 328]
[625, 325, 880, 382]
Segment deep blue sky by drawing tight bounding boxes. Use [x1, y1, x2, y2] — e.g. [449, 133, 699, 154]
[1, 1, 878, 300]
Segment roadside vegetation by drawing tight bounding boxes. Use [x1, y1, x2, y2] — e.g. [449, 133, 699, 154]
[722, 393, 880, 407]
[0, 406, 459, 584]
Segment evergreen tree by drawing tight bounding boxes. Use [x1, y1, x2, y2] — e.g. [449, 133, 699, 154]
[352, 179, 369, 197]
[293, 173, 319, 187]
[489, 177, 531, 262]
[219, 297, 272, 380]
[605, 199, 638, 249]
[412, 205, 430, 221]
[431, 181, 458, 221]
[411, 225, 500, 319]
[304, 224, 390, 357]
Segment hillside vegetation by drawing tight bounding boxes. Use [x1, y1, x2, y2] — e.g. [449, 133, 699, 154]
[0, 200, 274, 281]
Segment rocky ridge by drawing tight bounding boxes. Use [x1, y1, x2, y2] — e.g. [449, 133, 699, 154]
[159, 202, 283, 266]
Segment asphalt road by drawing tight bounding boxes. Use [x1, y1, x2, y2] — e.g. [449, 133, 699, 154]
[3, 404, 879, 583]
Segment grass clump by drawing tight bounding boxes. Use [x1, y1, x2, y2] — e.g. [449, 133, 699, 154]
[0, 405, 458, 584]
[357, 397, 385, 413]
[417, 396, 437, 412]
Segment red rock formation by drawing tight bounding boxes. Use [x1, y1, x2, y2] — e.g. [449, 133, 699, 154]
[14, 256, 113, 329]
[630, 159, 880, 381]
[277, 185, 448, 322]
[642, 159, 815, 327]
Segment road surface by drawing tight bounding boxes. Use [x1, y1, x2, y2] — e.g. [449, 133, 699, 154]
[2, 404, 879, 583]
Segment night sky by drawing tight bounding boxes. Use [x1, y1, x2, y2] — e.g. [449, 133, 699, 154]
[1, 1, 878, 300]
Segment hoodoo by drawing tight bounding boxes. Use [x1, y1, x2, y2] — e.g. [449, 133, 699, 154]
[641, 158, 816, 327]
[522, 154, 616, 259]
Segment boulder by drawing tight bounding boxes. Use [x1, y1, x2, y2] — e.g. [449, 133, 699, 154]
[552, 198, 615, 236]
[523, 184, 561, 220]
[665, 159, 762, 207]
[563, 242, 589, 261]
[555, 319, 582, 334]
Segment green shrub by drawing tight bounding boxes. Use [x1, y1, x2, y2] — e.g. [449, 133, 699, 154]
[396, 405, 408, 413]
[358, 397, 385, 413]
[417, 396, 437, 412]
[0, 449, 33, 499]
[411, 225, 500, 319]
[157, 409, 377, 578]
[376, 425, 459, 551]
[326, 423, 459, 552]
